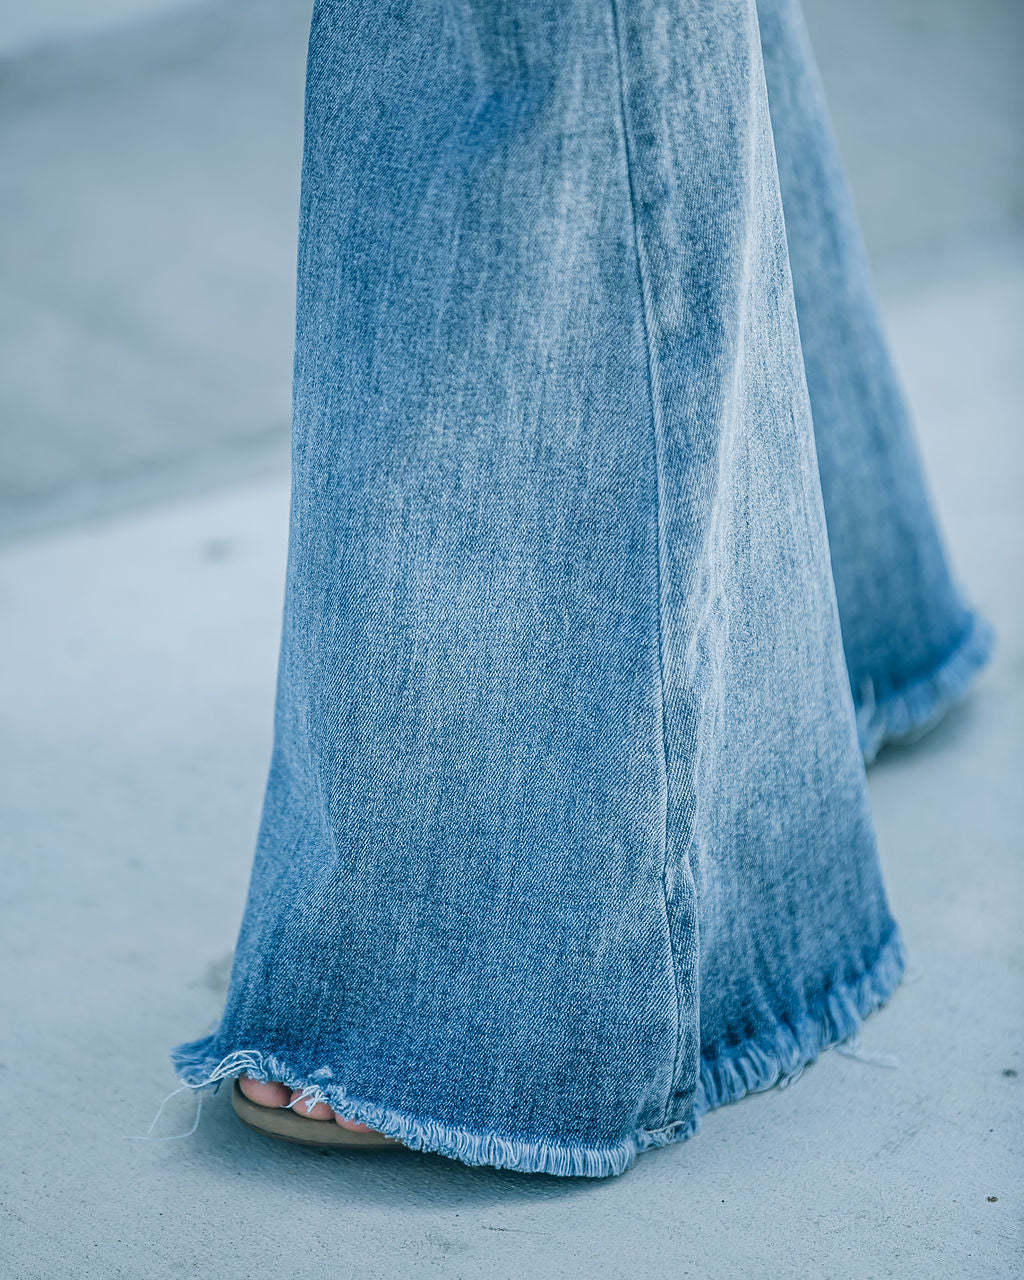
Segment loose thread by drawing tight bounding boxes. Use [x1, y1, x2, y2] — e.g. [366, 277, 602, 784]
[835, 1033, 900, 1070]
[126, 1083, 204, 1142]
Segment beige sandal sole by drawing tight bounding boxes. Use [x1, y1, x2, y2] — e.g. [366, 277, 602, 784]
[231, 1079, 402, 1150]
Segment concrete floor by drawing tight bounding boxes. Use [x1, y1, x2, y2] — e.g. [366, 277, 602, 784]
[1, 2, 1022, 1276]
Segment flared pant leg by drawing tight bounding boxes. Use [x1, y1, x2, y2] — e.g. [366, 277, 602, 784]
[757, 0, 993, 761]
[172, 0, 985, 1176]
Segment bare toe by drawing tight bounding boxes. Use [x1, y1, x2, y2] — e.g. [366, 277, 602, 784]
[334, 1114, 376, 1134]
[238, 1075, 291, 1108]
[288, 1088, 334, 1120]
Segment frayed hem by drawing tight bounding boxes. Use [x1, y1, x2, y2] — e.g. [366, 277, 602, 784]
[855, 612, 994, 764]
[170, 1041, 686, 1176]
[170, 930, 906, 1178]
[695, 925, 907, 1115]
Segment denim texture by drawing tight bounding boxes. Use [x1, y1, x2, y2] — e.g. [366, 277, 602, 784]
[172, 0, 992, 1176]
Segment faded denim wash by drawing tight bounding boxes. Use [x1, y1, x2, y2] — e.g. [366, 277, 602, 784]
[172, 0, 993, 1176]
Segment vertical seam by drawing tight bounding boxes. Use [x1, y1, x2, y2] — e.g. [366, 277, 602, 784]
[607, 0, 683, 1125]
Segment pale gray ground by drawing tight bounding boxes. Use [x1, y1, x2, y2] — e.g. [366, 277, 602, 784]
[1, 2, 1022, 1277]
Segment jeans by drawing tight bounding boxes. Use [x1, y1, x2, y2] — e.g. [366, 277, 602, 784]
[172, 0, 992, 1176]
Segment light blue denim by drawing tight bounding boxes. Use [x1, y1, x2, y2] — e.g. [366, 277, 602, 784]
[172, 0, 993, 1176]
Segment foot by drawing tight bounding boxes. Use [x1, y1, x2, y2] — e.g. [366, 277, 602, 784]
[237, 1074, 377, 1134]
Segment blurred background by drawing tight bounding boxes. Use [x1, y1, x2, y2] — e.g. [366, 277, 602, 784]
[2, 3, 1022, 1278]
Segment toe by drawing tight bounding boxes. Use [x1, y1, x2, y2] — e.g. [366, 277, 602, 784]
[238, 1075, 291, 1108]
[288, 1089, 334, 1120]
[334, 1114, 376, 1134]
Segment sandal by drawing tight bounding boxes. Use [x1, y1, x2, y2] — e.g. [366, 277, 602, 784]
[230, 1078, 402, 1150]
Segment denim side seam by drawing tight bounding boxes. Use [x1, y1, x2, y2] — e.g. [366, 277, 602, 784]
[171, 927, 906, 1178]
[856, 611, 995, 763]
[607, 0, 687, 1132]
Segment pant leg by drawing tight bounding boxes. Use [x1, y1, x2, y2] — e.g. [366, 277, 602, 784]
[757, 0, 993, 761]
[173, 0, 903, 1176]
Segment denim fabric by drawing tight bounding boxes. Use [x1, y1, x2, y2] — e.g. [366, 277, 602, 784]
[172, 0, 991, 1176]
[757, 0, 993, 761]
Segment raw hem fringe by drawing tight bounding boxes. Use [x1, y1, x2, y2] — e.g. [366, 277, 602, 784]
[171, 927, 906, 1179]
[855, 611, 994, 764]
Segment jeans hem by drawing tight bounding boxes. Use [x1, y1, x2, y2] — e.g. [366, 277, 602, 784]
[170, 929, 906, 1178]
[693, 924, 906, 1119]
[854, 611, 995, 764]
